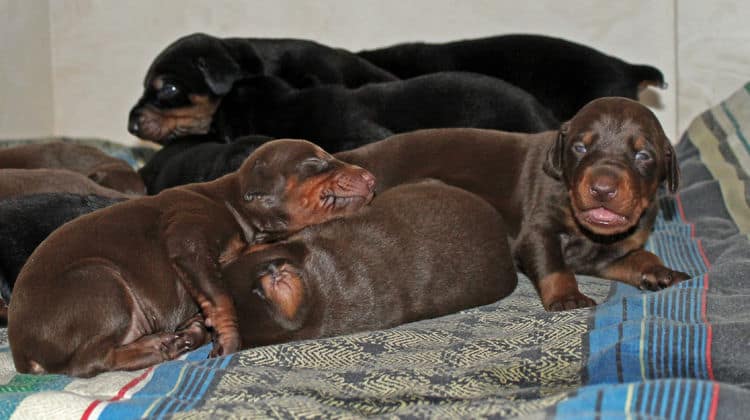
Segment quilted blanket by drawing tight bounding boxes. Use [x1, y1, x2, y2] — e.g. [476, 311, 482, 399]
[1, 84, 750, 419]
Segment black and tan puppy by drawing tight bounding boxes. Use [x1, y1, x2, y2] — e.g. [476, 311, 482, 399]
[336, 97, 689, 311]
[128, 32, 396, 143]
[0, 142, 146, 195]
[133, 71, 558, 148]
[139, 134, 273, 194]
[0, 193, 124, 305]
[222, 180, 517, 347]
[9, 139, 375, 377]
[358, 34, 666, 121]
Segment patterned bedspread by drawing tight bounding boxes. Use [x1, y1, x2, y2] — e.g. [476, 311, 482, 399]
[1, 84, 750, 419]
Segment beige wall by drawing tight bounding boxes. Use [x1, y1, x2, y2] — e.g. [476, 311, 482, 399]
[0, 0, 54, 138]
[2, 1, 749, 145]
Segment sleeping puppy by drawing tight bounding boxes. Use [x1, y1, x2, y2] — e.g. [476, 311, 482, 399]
[0, 193, 124, 304]
[9, 139, 376, 377]
[336, 97, 689, 311]
[0, 142, 146, 195]
[0, 168, 131, 200]
[132, 71, 558, 148]
[128, 32, 397, 143]
[139, 134, 273, 194]
[358, 34, 666, 121]
[223, 180, 517, 347]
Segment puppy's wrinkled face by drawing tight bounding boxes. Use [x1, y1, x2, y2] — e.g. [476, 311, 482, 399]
[128, 33, 249, 144]
[545, 97, 679, 236]
[236, 139, 376, 240]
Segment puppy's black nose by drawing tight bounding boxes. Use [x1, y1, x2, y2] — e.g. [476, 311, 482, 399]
[589, 178, 618, 202]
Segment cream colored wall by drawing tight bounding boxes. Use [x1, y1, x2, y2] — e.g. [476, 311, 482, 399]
[677, 0, 750, 135]
[0, 0, 54, 138]
[3, 1, 749, 145]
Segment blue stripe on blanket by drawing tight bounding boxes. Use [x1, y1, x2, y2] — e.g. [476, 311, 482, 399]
[99, 344, 233, 418]
[562, 196, 715, 418]
[554, 379, 718, 420]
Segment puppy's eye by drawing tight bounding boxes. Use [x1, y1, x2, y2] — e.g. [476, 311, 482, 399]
[299, 157, 329, 174]
[157, 84, 181, 102]
[572, 142, 587, 154]
[635, 150, 652, 161]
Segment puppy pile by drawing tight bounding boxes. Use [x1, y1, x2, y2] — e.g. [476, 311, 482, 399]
[2, 32, 687, 378]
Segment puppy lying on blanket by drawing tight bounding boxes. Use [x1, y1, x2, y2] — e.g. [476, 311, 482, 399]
[0, 169, 131, 200]
[128, 32, 396, 143]
[0, 193, 124, 305]
[358, 34, 666, 121]
[131, 71, 558, 149]
[222, 180, 517, 347]
[0, 142, 145, 195]
[139, 135, 273, 194]
[8, 139, 375, 377]
[336, 97, 689, 311]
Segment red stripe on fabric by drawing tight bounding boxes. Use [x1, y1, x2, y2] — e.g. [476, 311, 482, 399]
[708, 382, 720, 420]
[81, 367, 154, 420]
[706, 323, 715, 381]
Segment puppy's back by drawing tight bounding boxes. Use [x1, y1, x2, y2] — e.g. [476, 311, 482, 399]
[300, 179, 517, 336]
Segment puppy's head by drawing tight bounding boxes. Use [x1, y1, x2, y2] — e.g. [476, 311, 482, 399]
[223, 242, 311, 332]
[128, 33, 260, 143]
[232, 139, 376, 242]
[543, 97, 679, 236]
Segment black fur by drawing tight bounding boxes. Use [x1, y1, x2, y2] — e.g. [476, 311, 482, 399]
[139, 135, 273, 194]
[358, 34, 666, 121]
[0, 193, 124, 302]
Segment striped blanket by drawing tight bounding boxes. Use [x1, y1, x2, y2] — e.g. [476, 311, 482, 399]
[1, 84, 750, 418]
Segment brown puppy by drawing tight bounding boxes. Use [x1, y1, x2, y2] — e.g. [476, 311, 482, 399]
[0, 169, 130, 200]
[0, 142, 146, 195]
[222, 180, 517, 347]
[9, 139, 375, 377]
[336, 97, 689, 311]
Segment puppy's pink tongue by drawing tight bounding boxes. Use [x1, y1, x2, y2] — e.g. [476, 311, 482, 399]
[586, 207, 626, 224]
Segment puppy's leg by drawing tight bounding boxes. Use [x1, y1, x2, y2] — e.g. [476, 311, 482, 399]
[164, 220, 241, 357]
[600, 249, 691, 291]
[517, 230, 597, 311]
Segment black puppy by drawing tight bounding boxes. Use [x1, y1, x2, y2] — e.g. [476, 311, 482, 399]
[139, 135, 273, 194]
[135, 71, 558, 149]
[129, 32, 396, 143]
[0, 193, 124, 303]
[358, 34, 666, 121]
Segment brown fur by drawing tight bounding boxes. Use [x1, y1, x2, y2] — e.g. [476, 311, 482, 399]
[0, 169, 131, 200]
[0, 142, 146, 195]
[222, 180, 517, 347]
[8, 139, 375, 377]
[336, 97, 689, 311]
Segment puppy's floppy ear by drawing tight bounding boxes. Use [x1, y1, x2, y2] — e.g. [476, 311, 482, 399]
[664, 141, 680, 193]
[195, 52, 243, 96]
[543, 122, 569, 180]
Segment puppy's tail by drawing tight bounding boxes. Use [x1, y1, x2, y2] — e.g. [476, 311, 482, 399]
[631, 64, 667, 90]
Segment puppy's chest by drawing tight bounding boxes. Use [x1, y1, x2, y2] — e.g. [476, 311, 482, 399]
[560, 230, 646, 273]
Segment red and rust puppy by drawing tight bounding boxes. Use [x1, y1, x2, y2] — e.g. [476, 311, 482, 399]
[222, 180, 517, 348]
[0, 169, 131, 200]
[8, 139, 375, 377]
[336, 97, 689, 311]
[0, 142, 146, 195]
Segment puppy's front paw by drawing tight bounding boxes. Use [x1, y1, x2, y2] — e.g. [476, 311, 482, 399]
[640, 267, 691, 291]
[544, 291, 596, 311]
[208, 332, 241, 358]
